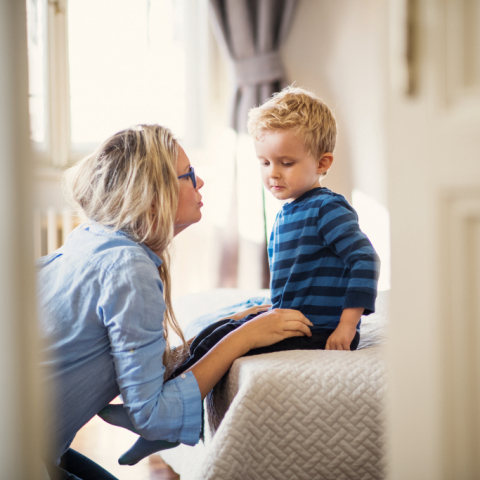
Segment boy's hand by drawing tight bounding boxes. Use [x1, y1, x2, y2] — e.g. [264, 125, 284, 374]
[325, 307, 364, 351]
[325, 323, 357, 350]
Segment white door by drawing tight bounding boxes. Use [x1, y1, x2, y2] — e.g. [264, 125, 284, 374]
[387, 0, 480, 478]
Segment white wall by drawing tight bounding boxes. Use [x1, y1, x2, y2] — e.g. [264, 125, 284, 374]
[283, 0, 387, 207]
[34, 168, 67, 211]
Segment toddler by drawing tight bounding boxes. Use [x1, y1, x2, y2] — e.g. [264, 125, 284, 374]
[249, 85, 380, 351]
[178, 86, 381, 357]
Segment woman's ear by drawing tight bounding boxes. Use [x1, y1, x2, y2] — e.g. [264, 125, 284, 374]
[318, 153, 334, 175]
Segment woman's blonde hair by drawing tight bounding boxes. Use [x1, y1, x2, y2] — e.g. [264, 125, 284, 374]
[247, 85, 337, 160]
[64, 124, 187, 375]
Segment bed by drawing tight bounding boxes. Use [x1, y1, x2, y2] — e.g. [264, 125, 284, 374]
[160, 289, 388, 480]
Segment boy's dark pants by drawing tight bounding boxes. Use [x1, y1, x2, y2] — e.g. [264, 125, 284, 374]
[44, 449, 118, 480]
[173, 313, 360, 379]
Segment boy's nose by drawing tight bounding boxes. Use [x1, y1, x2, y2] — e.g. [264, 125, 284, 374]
[269, 167, 280, 178]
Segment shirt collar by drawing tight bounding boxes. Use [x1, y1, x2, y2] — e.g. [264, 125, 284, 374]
[283, 187, 328, 211]
[139, 243, 162, 267]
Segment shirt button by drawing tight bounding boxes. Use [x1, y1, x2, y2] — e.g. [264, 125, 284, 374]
[180, 374, 186, 379]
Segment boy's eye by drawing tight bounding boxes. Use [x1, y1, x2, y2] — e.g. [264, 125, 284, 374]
[282, 162, 294, 166]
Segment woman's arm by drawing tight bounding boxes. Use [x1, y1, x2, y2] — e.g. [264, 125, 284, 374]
[185, 304, 272, 344]
[104, 257, 312, 439]
[188, 308, 313, 399]
[102, 256, 203, 445]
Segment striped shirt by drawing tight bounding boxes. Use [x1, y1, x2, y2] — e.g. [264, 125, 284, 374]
[268, 188, 380, 332]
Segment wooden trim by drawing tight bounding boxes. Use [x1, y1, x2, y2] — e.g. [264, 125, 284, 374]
[440, 188, 480, 478]
[47, 0, 70, 166]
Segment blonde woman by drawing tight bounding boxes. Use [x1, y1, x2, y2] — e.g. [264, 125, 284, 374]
[38, 125, 312, 480]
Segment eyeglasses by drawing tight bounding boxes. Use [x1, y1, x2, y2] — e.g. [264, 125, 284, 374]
[177, 166, 197, 189]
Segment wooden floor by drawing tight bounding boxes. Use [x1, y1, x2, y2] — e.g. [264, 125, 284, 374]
[70, 414, 180, 480]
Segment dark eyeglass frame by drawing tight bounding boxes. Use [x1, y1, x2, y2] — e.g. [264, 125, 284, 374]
[177, 166, 196, 189]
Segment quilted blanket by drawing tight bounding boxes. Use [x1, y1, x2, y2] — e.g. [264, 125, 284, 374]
[161, 289, 388, 480]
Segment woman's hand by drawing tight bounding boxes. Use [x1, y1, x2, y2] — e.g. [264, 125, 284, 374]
[188, 308, 312, 399]
[236, 308, 313, 351]
[219, 304, 272, 322]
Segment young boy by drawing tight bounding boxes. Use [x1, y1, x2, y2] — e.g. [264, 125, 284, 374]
[100, 86, 380, 464]
[248, 85, 380, 351]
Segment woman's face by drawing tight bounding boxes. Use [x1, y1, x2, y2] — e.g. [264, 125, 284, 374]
[174, 147, 204, 236]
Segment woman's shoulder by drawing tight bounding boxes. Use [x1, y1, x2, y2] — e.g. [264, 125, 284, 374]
[42, 224, 161, 277]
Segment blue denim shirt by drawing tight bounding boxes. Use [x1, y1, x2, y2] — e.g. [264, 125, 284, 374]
[37, 223, 202, 463]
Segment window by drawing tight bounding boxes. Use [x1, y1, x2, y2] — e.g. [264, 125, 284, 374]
[27, 0, 235, 298]
[27, 0, 208, 167]
[26, 0, 48, 152]
[69, 0, 187, 150]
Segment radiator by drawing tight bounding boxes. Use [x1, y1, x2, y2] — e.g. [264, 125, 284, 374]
[34, 208, 76, 258]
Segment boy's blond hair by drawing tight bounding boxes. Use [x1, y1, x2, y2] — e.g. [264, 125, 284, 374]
[63, 124, 187, 376]
[247, 85, 337, 159]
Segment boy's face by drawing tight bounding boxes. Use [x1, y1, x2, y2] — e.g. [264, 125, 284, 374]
[254, 129, 332, 202]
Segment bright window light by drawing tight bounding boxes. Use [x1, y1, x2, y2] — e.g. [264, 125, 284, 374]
[236, 133, 266, 244]
[68, 0, 186, 150]
[26, 0, 47, 149]
[353, 189, 391, 291]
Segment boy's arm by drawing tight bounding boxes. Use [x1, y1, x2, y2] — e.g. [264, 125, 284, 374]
[317, 197, 380, 351]
[317, 197, 380, 316]
[325, 307, 364, 350]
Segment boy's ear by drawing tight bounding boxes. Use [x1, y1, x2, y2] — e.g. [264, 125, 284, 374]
[317, 153, 334, 174]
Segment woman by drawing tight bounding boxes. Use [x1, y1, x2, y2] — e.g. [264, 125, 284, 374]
[38, 125, 312, 480]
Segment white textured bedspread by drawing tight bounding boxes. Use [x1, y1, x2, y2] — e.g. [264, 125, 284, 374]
[161, 289, 388, 480]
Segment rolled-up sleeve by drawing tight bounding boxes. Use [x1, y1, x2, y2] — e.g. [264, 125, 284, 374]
[98, 253, 202, 445]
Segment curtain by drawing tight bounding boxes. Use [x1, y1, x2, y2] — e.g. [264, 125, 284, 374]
[209, 0, 298, 132]
[209, 0, 298, 289]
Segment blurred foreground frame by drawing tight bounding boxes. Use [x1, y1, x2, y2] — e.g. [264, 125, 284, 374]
[0, 1, 48, 479]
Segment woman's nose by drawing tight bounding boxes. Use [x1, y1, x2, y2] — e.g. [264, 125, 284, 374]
[196, 175, 204, 190]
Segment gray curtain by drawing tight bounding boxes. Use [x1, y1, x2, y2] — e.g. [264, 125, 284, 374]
[209, 0, 298, 133]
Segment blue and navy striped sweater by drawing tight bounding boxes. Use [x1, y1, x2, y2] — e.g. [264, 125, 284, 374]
[268, 187, 380, 332]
